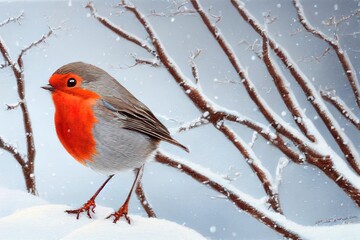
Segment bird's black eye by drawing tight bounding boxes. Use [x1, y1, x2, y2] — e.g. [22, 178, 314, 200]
[67, 78, 77, 87]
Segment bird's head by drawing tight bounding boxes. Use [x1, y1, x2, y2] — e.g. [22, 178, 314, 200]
[42, 62, 112, 100]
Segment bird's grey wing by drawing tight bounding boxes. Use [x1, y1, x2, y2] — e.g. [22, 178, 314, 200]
[101, 96, 189, 152]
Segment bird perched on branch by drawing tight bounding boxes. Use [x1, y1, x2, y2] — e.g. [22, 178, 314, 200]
[42, 62, 188, 223]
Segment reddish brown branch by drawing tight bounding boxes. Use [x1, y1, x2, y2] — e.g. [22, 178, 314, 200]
[135, 179, 157, 218]
[262, 35, 316, 142]
[230, 0, 360, 176]
[293, 0, 360, 108]
[321, 91, 360, 131]
[155, 152, 300, 239]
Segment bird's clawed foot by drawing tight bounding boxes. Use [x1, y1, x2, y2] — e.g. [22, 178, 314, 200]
[65, 198, 96, 219]
[106, 204, 131, 224]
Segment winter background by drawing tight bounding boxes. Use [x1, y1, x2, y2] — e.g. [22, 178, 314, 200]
[0, 0, 359, 239]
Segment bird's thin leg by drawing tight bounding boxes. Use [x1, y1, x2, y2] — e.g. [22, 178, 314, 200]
[66, 174, 114, 219]
[107, 166, 144, 224]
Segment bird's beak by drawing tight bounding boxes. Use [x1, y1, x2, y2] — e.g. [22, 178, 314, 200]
[41, 84, 54, 92]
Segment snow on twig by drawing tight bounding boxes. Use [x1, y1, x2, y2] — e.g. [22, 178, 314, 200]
[177, 116, 209, 133]
[189, 49, 201, 84]
[0, 11, 24, 28]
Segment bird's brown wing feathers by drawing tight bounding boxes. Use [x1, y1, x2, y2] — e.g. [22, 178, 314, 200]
[101, 96, 189, 152]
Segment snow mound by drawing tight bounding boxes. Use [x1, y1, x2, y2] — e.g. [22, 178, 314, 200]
[0, 188, 205, 240]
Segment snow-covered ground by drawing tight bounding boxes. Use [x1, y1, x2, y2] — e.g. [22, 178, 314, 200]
[0, 187, 206, 240]
[1, 187, 359, 240]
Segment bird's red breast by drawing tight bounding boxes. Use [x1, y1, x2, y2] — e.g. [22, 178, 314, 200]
[49, 73, 100, 164]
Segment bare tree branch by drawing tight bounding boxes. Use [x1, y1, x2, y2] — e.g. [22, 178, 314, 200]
[321, 91, 360, 130]
[293, 0, 360, 108]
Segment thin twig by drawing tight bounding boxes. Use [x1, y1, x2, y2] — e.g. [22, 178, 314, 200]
[86, 1, 156, 56]
[0, 11, 24, 28]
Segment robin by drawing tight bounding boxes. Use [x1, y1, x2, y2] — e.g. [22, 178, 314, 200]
[42, 62, 188, 223]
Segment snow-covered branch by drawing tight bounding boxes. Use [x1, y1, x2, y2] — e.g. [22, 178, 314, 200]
[321, 91, 360, 130]
[292, 0, 360, 108]
[262, 35, 316, 142]
[155, 151, 301, 239]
